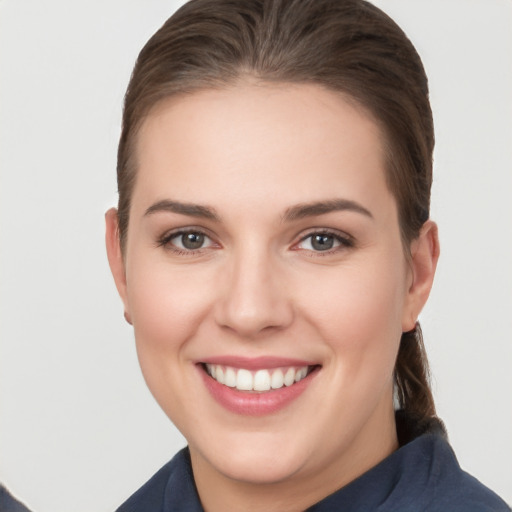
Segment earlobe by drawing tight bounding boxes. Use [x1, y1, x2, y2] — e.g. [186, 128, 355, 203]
[105, 208, 131, 319]
[402, 220, 440, 332]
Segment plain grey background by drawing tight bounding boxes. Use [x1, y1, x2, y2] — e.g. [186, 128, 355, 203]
[1, 1, 511, 510]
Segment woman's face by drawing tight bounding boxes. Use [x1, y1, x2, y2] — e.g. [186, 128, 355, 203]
[107, 83, 435, 495]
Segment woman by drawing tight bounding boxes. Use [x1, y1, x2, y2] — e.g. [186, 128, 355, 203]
[105, 0, 510, 510]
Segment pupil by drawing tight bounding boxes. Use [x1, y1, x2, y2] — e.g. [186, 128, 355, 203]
[182, 232, 204, 249]
[312, 234, 333, 251]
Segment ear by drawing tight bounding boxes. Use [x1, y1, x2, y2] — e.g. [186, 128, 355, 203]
[402, 220, 440, 332]
[105, 208, 132, 324]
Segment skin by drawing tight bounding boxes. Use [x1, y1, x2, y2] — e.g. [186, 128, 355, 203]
[106, 83, 439, 512]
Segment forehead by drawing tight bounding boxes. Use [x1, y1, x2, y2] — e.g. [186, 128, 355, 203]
[133, 83, 392, 215]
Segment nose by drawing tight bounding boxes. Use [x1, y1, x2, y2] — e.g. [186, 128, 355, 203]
[214, 246, 294, 338]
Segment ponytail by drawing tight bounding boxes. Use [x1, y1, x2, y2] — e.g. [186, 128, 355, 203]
[394, 323, 436, 419]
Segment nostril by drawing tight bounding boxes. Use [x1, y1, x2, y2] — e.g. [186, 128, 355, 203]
[214, 294, 294, 337]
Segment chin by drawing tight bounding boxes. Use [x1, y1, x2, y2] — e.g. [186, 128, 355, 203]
[215, 449, 306, 484]
[193, 430, 313, 485]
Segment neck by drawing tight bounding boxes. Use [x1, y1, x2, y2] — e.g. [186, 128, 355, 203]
[189, 403, 398, 512]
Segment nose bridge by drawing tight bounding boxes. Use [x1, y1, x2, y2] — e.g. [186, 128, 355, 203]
[215, 239, 293, 337]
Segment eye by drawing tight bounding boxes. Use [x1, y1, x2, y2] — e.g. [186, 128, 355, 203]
[174, 232, 208, 250]
[295, 231, 353, 253]
[158, 229, 215, 252]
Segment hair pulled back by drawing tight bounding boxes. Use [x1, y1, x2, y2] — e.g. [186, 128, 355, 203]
[117, 0, 437, 422]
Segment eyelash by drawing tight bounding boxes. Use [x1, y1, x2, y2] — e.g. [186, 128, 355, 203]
[293, 229, 355, 256]
[156, 228, 354, 256]
[157, 229, 216, 256]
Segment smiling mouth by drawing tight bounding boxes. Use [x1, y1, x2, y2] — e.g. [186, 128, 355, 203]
[202, 363, 318, 393]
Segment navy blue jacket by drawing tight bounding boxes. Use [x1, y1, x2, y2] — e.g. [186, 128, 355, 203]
[116, 415, 510, 511]
[0, 485, 32, 512]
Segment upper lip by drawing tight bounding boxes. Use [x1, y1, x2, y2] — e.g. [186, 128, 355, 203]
[198, 355, 318, 370]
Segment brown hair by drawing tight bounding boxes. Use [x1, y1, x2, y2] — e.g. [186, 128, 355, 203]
[117, 0, 436, 421]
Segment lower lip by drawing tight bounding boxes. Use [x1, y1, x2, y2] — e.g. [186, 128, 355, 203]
[198, 365, 319, 416]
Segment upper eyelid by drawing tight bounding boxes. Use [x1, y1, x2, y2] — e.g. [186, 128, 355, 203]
[292, 228, 355, 252]
[156, 226, 354, 249]
[157, 227, 217, 249]
[296, 227, 353, 242]
[159, 226, 213, 239]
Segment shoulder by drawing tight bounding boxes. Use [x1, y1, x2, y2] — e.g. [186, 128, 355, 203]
[311, 416, 510, 512]
[439, 469, 511, 512]
[397, 430, 510, 512]
[394, 412, 510, 511]
[0, 484, 33, 512]
[115, 458, 175, 512]
[115, 448, 201, 512]
[424, 436, 510, 512]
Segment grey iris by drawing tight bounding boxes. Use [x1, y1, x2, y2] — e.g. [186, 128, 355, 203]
[311, 234, 334, 251]
[182, 232, 204, 249]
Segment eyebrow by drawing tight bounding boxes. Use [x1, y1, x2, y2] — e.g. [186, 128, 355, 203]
[144, 199, 220, 221]
[283, 199, 373, 221]
[144, 198, 372, 223]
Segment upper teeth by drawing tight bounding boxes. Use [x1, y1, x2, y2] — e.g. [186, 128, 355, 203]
[205, 364, 309, 392]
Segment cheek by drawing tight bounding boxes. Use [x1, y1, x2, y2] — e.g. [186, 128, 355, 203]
[296, 256, 407, 375]
[125, 258, 214, 363]
[124, 258, 218, 425]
